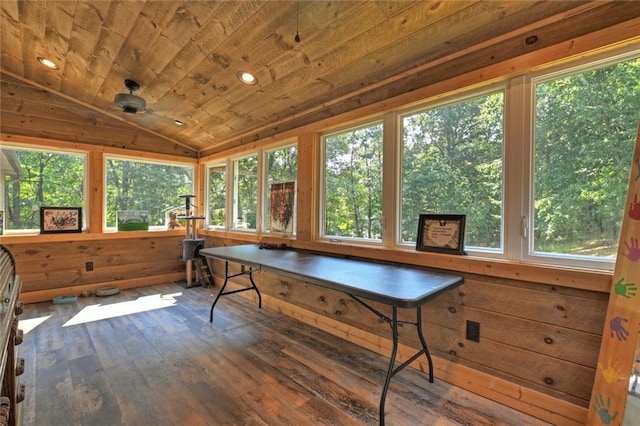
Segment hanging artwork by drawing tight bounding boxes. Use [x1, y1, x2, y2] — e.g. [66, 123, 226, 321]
[270, 182, 295, 234]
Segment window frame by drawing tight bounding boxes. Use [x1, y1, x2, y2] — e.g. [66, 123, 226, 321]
[520, 49, 640, 270]
[103, 154, 195, 232]
[0, 142, 89, 235]
[205, 161, 228, 230]
[394, 84, 507, 257]
[319, 119, 385, 244]
[261, 141, 298, 236]
[229, 152, 261, 233]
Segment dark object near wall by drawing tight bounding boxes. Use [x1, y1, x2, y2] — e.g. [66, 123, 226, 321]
[0, 245, 26, 424]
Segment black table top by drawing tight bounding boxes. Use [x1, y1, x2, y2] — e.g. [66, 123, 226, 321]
[199, 245, 463, 308]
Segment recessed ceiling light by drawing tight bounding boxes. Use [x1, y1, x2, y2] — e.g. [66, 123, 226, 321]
[37, 56, 59, 70]
[174, 119, 186, 126]
[237, 71, 257, 85]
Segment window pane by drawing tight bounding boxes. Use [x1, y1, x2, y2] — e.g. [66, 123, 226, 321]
[323, 123, 383, 240]
[264, 145, 297, 234]
[401, 92, 504, 250]
[232, 155, 258, 230]
[105, 158, 193, 228]
[207, 164, 226, 228]
[533, 57, 640, 258]
[1, 148, 85, 231]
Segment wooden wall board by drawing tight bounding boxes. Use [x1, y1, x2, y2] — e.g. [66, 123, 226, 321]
[3, 235, 186, 293]
[205, 254, 605, 407]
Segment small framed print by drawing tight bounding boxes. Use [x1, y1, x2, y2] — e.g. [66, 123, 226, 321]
[40, 207, 82, 234]
[416, 214, 466, 255]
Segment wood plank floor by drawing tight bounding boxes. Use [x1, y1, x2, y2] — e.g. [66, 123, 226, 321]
[17, 283, 551, 426]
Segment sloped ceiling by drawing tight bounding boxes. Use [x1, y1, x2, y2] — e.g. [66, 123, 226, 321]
[2, 1, 640, 158]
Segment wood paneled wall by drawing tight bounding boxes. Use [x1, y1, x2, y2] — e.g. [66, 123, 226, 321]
[2, 235, 186, 302]
[203, 242, 607, 424]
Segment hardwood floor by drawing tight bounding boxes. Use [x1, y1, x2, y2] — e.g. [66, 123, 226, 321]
[18, 283, 550, 426]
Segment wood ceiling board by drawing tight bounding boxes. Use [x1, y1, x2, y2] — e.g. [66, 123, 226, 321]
[1, 1, 23, 76]
[204, 1, 639, 153]
[2, 0, 639, 156]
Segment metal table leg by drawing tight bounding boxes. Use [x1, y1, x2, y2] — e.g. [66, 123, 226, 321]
[209, 261, 262, 322]
[377, 306, 434, 425]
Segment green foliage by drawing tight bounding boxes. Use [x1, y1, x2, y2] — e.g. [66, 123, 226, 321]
[3, 149, 85, 230]
[401, 92, 504, 248]
[208, 165, 226, 227]
[324, 123, 383, 239]
[234, 155, 258, 229]
[105, 159, 193, 227]
[534, 57, 640, 256]
[264, 146, 297, 231]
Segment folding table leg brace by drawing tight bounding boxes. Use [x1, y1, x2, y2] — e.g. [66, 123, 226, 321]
[209, 261, 262, 322]
[349, 296, 434, 426]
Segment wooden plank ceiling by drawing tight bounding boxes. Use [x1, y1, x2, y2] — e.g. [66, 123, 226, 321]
[1, 1, 640, 158]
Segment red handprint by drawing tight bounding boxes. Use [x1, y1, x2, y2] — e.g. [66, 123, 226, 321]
[630, 193, 640, 220]
[623, 237, 640, 262]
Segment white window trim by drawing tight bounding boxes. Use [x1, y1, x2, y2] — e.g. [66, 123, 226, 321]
[520, 48, 640, 270]
[205, 161, 227, 231]
[230, 152, 261, 233]
[319, 119, 385, 244]
[262, 142, 298, 237]
[103, 155, 195, 232]
[394, 83, 508, 258]
[0, 142, 89, 234]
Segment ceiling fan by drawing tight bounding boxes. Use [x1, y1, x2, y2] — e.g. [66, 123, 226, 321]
[113, 79, 185, 128]
[114, 79, 147, 114]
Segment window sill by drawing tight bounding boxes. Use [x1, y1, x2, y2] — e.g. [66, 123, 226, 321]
[0, 229, 185, 244]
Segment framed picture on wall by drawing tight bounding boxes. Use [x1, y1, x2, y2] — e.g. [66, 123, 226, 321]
[416, 214, 466, 255]
[40, 207, 82, 234]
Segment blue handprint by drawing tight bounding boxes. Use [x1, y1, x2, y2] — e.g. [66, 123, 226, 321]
[610, 316, 629, 341]
[593, 394, 618, 425]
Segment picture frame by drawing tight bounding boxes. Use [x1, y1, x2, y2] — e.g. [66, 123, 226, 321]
[40, 207, 82, 234]
[270, 181, 295, 234]
[416, 214, 466, 255]
[117, 210, 149, 231]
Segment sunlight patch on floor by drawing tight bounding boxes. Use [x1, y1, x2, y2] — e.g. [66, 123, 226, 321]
[19, 315, 53, 335]
[64, 292, 183, 326]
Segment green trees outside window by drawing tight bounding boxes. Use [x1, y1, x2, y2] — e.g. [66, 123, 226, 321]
[264, 145, 297, 233]
[323, 123, 383, 240]
[533, 56, 640, 258]
[1, 148, 85, 231]
[401, 92, 504, 249]
[207, 164, 226, 228]
[105, 158, 193, 229]
[232, 155, 258, 230]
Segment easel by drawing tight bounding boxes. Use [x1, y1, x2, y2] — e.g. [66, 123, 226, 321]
[587, 122, 640, 425]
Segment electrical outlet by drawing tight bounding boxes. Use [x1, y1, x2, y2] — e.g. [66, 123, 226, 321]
[466, 320, 480, 342]
[85, 261, 93, 272]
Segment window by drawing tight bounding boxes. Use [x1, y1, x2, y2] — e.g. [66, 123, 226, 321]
[322, 122, 383, 241]
[105, 157, 194, 230]
[400, 91, 504, 251]
[207, 163, 226, 229]
[231, 154, 259, 230]
[263, 144, 297, 234]
[1, 146, 86, 232]
[530, 54, 640, 263]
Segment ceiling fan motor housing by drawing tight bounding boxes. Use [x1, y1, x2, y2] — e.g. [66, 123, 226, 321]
[114, 79, 146, 114]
